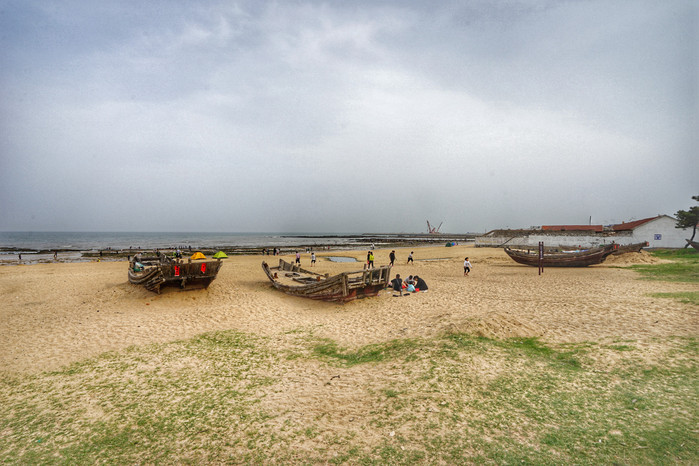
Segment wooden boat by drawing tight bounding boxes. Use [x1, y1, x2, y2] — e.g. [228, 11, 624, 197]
[262, 259, 391, 302]
[612, 242, 648, 255]
[128, 255, 223, 293]
[687, 239, 699, 251]
[504, 244, 618, 267]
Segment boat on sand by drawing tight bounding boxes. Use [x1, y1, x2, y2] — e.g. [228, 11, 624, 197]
[612, 242, 648, 255]
[504, 244, 618, 267]
[129, 254, 223, 293]
[262, 259, 391, 302]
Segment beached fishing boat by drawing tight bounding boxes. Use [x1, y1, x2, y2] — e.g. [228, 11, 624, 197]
[128, 254, 223, 293]
[504, 244, 618, 267]
[261, 259, 392, 302]
[612, 242, 649, 255]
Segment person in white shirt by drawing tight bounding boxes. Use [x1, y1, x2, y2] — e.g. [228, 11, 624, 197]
[464, 257, 472, 276]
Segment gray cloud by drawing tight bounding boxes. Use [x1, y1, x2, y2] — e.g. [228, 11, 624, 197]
[1, 0, 696, 233]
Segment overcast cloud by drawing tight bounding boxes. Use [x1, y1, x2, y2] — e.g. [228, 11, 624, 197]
[0, 0, 696, 233]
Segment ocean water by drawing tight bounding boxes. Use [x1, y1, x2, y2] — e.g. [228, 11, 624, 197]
[0, 231, 374, 265]
[0, 231, 368, 252]
[0, 231, 474, 265]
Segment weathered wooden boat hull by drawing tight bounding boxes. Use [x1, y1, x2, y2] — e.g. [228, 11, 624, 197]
[129, 257, 223, 293]
[504, 244, 618, 267]
[262, 259, 391, 302]
[613, 242, 648, 255]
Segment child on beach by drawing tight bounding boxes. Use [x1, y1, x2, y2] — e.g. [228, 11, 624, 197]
[405, 276, 416, 293]
[407, 251, 413, 264]
[311, 252, 316, 266]
[295, 251, 301, 264]
[367, 250, 374, 268]
[464, 257, 472, 276]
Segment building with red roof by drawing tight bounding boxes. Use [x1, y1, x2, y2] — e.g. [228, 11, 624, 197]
[542, 225, 604, 232]
[476, 215, 691, 248]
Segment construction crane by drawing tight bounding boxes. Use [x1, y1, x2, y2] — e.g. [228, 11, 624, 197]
[426, 220, 443, 234]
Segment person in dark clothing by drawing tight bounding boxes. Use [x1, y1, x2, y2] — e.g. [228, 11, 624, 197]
[413, 275, 428, 292]
[389, 250, 396, 266]
[391, 274, 403, 296]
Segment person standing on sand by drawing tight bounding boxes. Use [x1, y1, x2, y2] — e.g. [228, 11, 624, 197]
[389, 250, 396, 266]
[295, 251, 301, 265]
[407, 251, 414, 264]
[464, 257, 472, 276]
[367, 250, 375, 268]
[311, 252, 316, 266]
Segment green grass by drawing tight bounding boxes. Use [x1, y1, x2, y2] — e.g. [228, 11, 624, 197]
[1, 331, 696, 464]
[312, 338, 421, 366]
[647, 248, 699, 260]
[629, 248, 699, 283]
[649, 291, 699, 306]
[629, 249, 699, 306]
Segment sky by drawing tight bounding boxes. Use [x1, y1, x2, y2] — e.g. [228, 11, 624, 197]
[0, 0, 696, 233]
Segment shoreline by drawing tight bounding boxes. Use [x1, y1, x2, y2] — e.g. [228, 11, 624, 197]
[1, 234, 476, 265]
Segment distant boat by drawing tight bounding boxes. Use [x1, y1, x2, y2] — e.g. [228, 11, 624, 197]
[687, 239, 699, 251]
[612, 242, 649, 255]
[262, 259, 392, 302]
[129, 254, 223, 293]
[504, 244, 618, 267]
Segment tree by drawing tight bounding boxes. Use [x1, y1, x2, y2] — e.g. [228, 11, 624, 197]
[675, 195, 699, 247]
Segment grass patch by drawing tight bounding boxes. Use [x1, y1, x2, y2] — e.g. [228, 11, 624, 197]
[1, 332, 696, 464]
[629, 249, 699, 283]
[312, 338, 422, 366]
[649, 291, 699, 306]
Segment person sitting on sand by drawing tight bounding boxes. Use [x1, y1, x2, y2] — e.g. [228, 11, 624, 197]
[405, 280, 416, 293]
[413, 275, 428, 292]
[391, 274, 403, 296]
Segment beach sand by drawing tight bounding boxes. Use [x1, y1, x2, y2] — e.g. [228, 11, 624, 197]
[0, 246, 696, 374]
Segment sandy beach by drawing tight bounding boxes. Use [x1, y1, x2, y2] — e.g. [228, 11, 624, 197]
[1, 245, 696, 375]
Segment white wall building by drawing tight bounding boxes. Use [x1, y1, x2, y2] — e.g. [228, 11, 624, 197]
[615, 215, 692, 249]
[475, 215, 694, 249]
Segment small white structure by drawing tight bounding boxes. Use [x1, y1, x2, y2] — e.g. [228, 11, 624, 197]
[475, 215, 693, 249]
[613, 215, 690, 249]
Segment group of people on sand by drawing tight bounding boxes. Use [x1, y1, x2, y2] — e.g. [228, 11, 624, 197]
[390, 274, 428, 297]
[285, 249, 472, 293]
[293, 251, 317, 266]
[366, 249, 415, 268]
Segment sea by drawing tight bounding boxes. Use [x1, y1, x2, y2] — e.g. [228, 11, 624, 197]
[0, 231, 473, 265]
